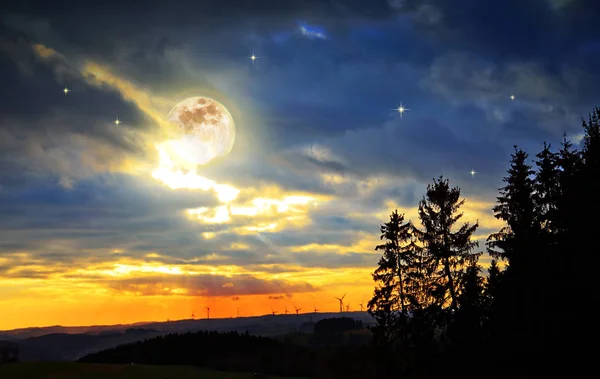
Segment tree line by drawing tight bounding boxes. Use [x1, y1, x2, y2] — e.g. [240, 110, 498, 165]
[367, 106, 599, 378]
[77, 320, 378, 378]
[79, 330, 315, 377]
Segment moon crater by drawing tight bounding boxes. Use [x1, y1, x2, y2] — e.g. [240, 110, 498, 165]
[167, 96, 235, 166]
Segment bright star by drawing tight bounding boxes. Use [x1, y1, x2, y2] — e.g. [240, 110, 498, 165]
[470, 169, 477, 177]
[114, 118, 121, 126]
[394, 101, 410, 119]
[250, 53, 258, 63]
[510, 95, 515, 101]
[63, 87, 70, 96]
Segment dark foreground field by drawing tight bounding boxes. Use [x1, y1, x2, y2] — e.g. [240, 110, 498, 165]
[0, 362, 307, 379]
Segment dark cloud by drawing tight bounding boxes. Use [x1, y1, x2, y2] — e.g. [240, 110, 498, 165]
[0, 174, 221, 266]
[398, 0, 600, 61]
[106, 273, 317, 297]
[244, 265, 305, 274]
[0, 34, 157, 192]
[291, 252, 377, 269]
[0, 32, 148, 127]
[277, 116, 508, 199]
[4, 1, 396, 26]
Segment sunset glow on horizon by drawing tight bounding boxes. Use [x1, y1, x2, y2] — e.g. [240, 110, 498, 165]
[1, 0, 590, 332]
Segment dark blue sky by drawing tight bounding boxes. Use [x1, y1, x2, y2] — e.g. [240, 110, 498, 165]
[1, 0, 599, 326]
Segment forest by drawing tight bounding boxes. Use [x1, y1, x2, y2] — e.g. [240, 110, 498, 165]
[79, 106, 599, 378]
[78, 321, 377, 378]
[366, 106, 599, 378]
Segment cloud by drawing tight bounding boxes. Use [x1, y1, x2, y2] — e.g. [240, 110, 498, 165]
[106, 273, 317, 297]
[299, 24, 328, 40]
[547, 0, 575, 10]
[0, 38, 162, 190]
[0, 123, 150, 189]
[397, 0, 556, 60]
[278, 116, 508, 198]
[290, 251, 376, 268]
[421, 53, 585, 137]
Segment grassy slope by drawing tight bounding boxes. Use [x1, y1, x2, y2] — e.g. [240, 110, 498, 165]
[0, 362, 307, 379]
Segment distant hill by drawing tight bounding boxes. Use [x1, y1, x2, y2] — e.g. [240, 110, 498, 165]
[0, 321, 153, 340]
[16, 329, 164, 361]
[0, 312, 373, 340]
[0, 312, 374, 362]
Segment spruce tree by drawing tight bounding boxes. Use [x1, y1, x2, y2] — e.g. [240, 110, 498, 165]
[534, 142, 560, 236]
[368, 210, 413, 344]
[487, 146, 537, 268]
[414, 177, 480, 312]
[554, 135, 581, 239]
[578, 108, 600, 245]
[581, 106, 600, 171]
[374, 210, 412, 314]
[484, 260, 501, 306]
[482, 259, 502, 328]
[457, 262, 485, 316]
[452, 261, 486, 347]
[403, 233, 437, 312]
[561, 107, 600, 366]
[486, 146, 540, 368]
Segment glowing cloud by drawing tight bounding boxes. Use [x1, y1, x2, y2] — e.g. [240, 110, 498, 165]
[187, 206, 231, 224]
[151, 142, 240, 202]
[81, 62, 175, 135]
[32, 43, 63, 59]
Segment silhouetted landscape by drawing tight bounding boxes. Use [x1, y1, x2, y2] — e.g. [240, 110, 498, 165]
[4, 106, 596, 378]
[0, 312, 372, 362]
[2, 1, 598, 377]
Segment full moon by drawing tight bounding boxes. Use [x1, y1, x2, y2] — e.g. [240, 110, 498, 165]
[167, 96, 235, 166]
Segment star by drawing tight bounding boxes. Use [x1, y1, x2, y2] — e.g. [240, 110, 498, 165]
[470, 169, 477, 177]
[63, 87, 70, 96]
[394, 101, 410, 119]
[510, 95, 515, 101]
[114, 118, 121, 126]
[250, 53, 258, 63]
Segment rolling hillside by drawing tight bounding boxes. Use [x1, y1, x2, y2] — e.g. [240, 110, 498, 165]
[0, 312, 374, 362]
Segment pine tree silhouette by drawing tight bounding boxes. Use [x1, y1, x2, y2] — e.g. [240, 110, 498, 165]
[414, 176, 480, 312]
[368, 210, 412, 346]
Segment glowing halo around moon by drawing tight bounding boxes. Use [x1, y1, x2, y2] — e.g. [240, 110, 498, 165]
[164, 96, 235, 167]
[151, 97, 240, 202]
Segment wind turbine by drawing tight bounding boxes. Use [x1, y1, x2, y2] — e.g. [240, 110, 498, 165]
[346, 302, 351, 312]
[310, 304, 317, 322]
[203, 295, 212, 320]
[271, 307, 277, 316]
[285, 305, 288, 315]
[191, 311, 195, 320]
[294, 305, 302, 315]
[334, 293, 346, 313]
[359, 300, 364, 312]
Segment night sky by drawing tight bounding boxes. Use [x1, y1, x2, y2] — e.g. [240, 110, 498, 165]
[1, 0, 599, 329]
